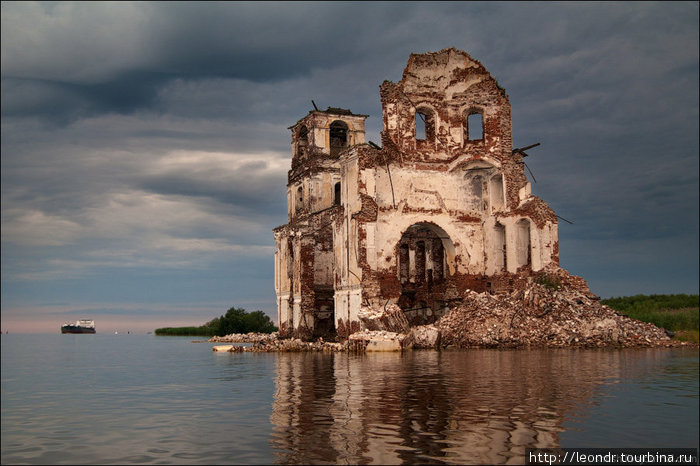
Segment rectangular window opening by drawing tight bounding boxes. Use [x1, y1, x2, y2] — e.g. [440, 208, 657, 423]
[334, 182, 341, 206]
[468, 113, 483, 140]
[415, 113, 427, 140]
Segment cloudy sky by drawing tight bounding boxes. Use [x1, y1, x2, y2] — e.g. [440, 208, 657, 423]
[2, 2, 698, 333]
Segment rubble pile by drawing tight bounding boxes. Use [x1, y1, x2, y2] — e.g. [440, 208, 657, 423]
[436, 266, 674, 348]
[348, 330, 414, 351]
[410, 325, 441, 349]
[208, 332, 279, 344]
[250, 338, 346, 352]
[358, 304, 410, 333]
[212, 337, 346, 353]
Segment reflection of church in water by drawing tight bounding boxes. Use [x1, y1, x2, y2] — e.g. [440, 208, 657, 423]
[269, 350, 644, 464]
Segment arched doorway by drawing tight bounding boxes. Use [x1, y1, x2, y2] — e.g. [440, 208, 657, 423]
[396, 223, 455, 325]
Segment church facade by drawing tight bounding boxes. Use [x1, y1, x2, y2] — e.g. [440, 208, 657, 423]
[273, 48, 559, 339]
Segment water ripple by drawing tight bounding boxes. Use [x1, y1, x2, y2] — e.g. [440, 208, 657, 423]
[2, 336, 697, 464]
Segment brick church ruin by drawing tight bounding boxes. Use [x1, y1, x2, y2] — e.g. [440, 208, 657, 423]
[273, 48, 559, 339]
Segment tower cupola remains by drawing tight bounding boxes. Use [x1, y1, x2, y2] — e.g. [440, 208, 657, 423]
[286, 107, 368, 220]
[274, 48, 559, 340]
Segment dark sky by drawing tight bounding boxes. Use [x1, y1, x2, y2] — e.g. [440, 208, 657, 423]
[2, 2, 698, 332]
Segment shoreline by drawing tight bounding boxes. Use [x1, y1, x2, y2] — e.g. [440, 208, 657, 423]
[208, 331, 698, 353]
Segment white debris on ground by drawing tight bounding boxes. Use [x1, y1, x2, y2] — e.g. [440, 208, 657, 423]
[358, 304, 410, 334]
[348, 330, 413, 351]
[208, 332, 279, 344]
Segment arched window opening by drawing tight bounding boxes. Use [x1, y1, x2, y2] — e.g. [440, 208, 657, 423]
[467, 174, 484, 211]
[297, 126, 308, 158]
[334, 182, 341, 206]
[295, 186, 304, 214]
[465, 166, 495, 212]
[464, 110, 484, 141]
[415, 113, 426, 140]
[469, 175, 482, 200]
[415, 108, 435, 142]
[329, 120, 348, 156]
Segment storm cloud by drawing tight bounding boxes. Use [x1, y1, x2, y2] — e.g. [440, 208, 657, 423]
[2, 2, 698, 332]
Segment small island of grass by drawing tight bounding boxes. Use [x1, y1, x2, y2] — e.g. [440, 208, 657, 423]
[155, 306, 277, 337]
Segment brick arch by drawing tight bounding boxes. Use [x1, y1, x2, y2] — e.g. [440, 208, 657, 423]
[399, 222, 456, 271]
[383, 219, 463, 276]
[396, 221, 457, 325]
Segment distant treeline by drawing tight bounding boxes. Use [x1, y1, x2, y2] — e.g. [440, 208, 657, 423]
[602, 294, 699, 341]
[154, 306, 277, 336]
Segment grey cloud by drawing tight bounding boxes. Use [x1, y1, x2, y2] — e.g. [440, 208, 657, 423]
[1, 2, 413, 122]
[1, 1, 697, 326]
[137, 170, 288, 218]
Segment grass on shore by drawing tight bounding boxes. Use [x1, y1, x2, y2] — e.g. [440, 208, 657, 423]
[601, 294, 699, 342]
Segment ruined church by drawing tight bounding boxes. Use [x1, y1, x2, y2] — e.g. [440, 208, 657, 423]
[273, 48, 559, 339]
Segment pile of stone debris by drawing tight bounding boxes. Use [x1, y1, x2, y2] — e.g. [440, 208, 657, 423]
[209, 332, 278, 344]
[211, 337, 346, 353]
[435, 265, 676, 349]
[209, 265, 690, 352]
[209, 332, 343, 352]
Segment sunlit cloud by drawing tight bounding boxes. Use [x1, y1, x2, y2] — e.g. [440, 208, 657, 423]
[1, 208, 83, 246]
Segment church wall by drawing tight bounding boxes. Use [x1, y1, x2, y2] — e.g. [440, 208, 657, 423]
[274, 48, 560, 339]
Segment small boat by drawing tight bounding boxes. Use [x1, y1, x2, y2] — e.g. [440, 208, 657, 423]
[61, 319, 96, 334]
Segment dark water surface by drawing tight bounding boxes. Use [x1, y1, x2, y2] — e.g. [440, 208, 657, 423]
[1, 334, 697, 464]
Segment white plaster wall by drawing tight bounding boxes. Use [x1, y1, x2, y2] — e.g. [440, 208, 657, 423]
[292, 296, 301, 329]
[372, 164, 504, 219]
[533, 221, 557, 271]
[531, 226, 542, 272]
[348, 288, 362, 324]
[365, 161, 555, 278]
[333, 286, 362, 328]
[303, 171, 343, 213]
[277, 293, 290, 328]
[274, 237, 290, 294]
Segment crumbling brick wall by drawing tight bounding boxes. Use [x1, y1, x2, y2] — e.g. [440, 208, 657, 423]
[274, 48, 560, 339]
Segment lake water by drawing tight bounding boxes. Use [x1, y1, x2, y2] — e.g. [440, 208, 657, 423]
[1, 334, 698, 464]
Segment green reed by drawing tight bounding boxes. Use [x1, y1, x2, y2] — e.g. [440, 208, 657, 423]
[601, 294, 699, 341]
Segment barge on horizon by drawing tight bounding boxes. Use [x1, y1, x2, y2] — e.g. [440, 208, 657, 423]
[61, 319, 96, 334]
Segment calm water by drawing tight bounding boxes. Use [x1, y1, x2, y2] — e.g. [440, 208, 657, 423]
[1, 334, 698, 464]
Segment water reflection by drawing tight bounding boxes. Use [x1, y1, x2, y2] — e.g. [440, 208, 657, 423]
[270, 349, 688, 464]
